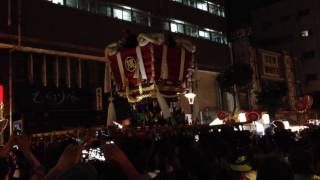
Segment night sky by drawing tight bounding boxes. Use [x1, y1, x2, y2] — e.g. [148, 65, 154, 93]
[226, 0, 282, 29]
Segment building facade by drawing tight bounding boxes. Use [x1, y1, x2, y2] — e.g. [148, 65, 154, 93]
[252, 0, 320, 93]
[0, 0, 230, 131]
[232, 30, 297, 119]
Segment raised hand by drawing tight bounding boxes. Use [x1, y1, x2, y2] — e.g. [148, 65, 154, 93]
[101, 143, 128, 163]
[15, 134, 31, 153]
[0, 133, 15, 157]
[55, 144, 82, 171]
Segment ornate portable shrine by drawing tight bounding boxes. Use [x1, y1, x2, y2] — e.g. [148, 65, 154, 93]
[106, 33, 196, 103]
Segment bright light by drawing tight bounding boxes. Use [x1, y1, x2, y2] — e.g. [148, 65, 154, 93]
[185, 114, 192, 125]
[121, 5, 132, 10]
[82, 148, 105, 161]
[254, 121, 265, 134]
[52, 0, 64, 5]
[209, 118, 224, 126]
[113, 121, 123, 129]
[238, 125, 243, 131]
[283, 121, 290, 129]
[262, 113, 270, 124]
[238, 113, 247, 123]
[301, 30, 309, 37]
[290, 126, 308, 132]
[171, 19, 185, 24]
[185, 92, 196, 104]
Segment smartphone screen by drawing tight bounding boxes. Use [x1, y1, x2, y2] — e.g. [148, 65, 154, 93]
[13, 120, 23, 135]
[82, 147, 105, 162]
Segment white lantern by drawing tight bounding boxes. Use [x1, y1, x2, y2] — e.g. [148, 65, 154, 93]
[185, 92, 196, 105]
[238, 113, 247, 123]
[261, 113, 270, 125]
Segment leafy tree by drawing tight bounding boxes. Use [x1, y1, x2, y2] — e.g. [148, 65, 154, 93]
[309, 91, 320, 110]
[217, 63, 253, 114]
[256, 81, 288, 119]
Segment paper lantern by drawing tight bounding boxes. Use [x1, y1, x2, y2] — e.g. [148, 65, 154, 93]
[295, 100, 306, 112]
[246, 111, 260, 122]
[304, 95, 313, 110]
[0, 85, 3, 104]
[217, 111, 227, 120]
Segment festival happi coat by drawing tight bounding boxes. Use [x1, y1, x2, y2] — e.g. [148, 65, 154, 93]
[105, 33, 196, 104]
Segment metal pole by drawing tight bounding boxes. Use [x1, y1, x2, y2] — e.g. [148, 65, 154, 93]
[8, 51, 13, 135]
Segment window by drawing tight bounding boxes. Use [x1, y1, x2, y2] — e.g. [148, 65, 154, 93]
[97, 5, 112, 16]
[199, 30, 210, 39]
[303, 51, 315, 59]
[46, 0, 227, 44]
[132, 11, 150, 26]
[122, 9, 132, 21]
[197, 1, 208, 11]
[185, 25, 198, 37]
[47, 0, 151, 26]
[51, 0, 64, 5]
[262, 54, 280, 77]
[186, 0, 197, 8]
[113, 8, 123, 19]
[301, 30, 311, 37]
[170, 22, 184, 33]
[166, 19, 227, 45]
[171, 0, 225, 18]
[66, 0, 77, 8]
[113, 7, 132, 21]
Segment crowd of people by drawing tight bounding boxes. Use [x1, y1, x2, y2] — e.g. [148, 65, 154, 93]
[1, 122, 320, 180]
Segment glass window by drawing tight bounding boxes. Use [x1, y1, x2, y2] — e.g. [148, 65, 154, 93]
[170, 22, 184, 33]
[113, 8, 123, 19]
[113, 7, 132, 22]
[122, 9, 132, 21]
[208, 4, 217, 14]
[51, 0, 64, 5]
[187, 0, 197, 8]
[132, 11, 149, 26]
[97, 5, 112, 16]
[262, 54, 280, 77]
[185, 25, 198, 37]
[170, 23, 178, 32]
[199, 30, 210, 39]
[78, 0, 89, 11]
[88, 1, 97, 13]
[163, 22, 170, 31]
[197, 1, 208, 11]
[171, 0, 225, 18]
[66, 0, 77, 8]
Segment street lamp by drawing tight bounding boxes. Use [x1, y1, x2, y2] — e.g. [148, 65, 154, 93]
[184, 91, 196, 105]
[185, 91, 196, 124]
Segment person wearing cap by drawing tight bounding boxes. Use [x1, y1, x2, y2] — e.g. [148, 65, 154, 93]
[229, 155, 256, 180]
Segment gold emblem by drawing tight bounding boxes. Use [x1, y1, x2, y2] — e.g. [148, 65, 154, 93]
[124, 56, 137, 72]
